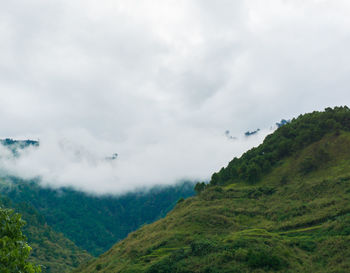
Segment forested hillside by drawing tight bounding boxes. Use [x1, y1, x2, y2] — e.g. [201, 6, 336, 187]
[211, 106, 350, 185]
[0, 194, 91, 273]
[76, 107, 350, 273]
[0, 178, 194, 256]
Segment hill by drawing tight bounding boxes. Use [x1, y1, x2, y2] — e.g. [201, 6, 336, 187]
[0, 178, 195, 256]
[0, 194, 91, 273]
[76, 106, 350, 272]
[0, 139, 195, 269]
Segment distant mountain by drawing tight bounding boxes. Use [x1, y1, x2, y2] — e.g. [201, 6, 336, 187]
[76, 106, 350, 273]
[0, 138, 39, 147]
[0, 138, 38, 155]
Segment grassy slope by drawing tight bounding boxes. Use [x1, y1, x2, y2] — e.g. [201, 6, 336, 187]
[0, 195, 92, 273]
[76, 131, 350, 273]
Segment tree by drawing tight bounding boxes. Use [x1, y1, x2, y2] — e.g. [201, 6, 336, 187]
[0, 207, 41, 273]
[246, 163, 261, 184]
[194, 182, 206, 194]
[210, 173, 220, 185]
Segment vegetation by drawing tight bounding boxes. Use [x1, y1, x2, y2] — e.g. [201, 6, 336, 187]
[0, 178, 194, 256]
[211, 106, 350, 185]
[76, 107, 350, 272]
[0, 196, 91, 273]
[0, 138, 195, 256]
[0, 207, 41, 273]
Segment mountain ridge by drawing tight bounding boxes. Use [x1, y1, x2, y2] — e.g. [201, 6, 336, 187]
[75, 106, 350, 273]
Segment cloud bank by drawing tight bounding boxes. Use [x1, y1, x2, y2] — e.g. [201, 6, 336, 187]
[0, 129, 269, 194]
[0, 0, 350, 193]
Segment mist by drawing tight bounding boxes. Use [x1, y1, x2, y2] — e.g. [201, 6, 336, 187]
[0, 128, 272, 194]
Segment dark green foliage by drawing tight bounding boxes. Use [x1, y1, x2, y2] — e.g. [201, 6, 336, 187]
[146, 260, 172, 273]
[246, 163, 262, 183]
[246, 248, 283, 270]
[246, 186, 276, 199]
[210, 173, 220, 185]
[0, 207, 41, 273]
[169, 248, 186, 262]
[0, 178, 195, 256]
[292, 239, 317, 252]
[299, 147, 331, 174]
[299, 156, 317, 174]
[210, 106, 350, 185]
[0, 194, 91, 273]
[194, 182, 206, 194]
[190, 239, 218, 256]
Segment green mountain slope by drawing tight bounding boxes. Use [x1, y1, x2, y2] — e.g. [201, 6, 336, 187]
[0, 195, 91, 273]
[0, 179, 194, 256]
[76, 107, 350, 273]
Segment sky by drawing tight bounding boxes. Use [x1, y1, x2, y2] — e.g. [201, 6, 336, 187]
[0, 0, 350, 194]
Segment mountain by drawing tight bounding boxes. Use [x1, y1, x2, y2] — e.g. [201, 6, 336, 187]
[76, 106, 350, 272]
[0, 178, 195, 256]
[0, 138, 195, 256]
[0, 138, 38, 156]
[0, 193, 91, 273]
[0, 138, 195, 270]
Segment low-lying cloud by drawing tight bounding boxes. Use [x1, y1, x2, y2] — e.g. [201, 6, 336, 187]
[0, 128, 271, 194]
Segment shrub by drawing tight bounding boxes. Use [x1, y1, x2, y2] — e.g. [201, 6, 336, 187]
[177, 197, 185, 204]
[194, 182, 206, 194]
[247, 249, 283, 270]
[190, 239, 218, 256]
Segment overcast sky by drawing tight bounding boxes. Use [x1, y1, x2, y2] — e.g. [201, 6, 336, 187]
[0, 0, 349, 194]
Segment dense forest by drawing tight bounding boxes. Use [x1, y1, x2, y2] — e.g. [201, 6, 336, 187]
[0, 178, 194, 256]
[76, 106, 350, 272]
[0, 194, 91, 272]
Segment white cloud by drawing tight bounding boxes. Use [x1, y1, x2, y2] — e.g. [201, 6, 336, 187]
[0, 0, 349, 193]
[0, 128, 269, 194]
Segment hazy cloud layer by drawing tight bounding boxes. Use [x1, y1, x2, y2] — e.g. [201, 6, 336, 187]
[0, 129, 269, 194]
[0, 1, 349, 193]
